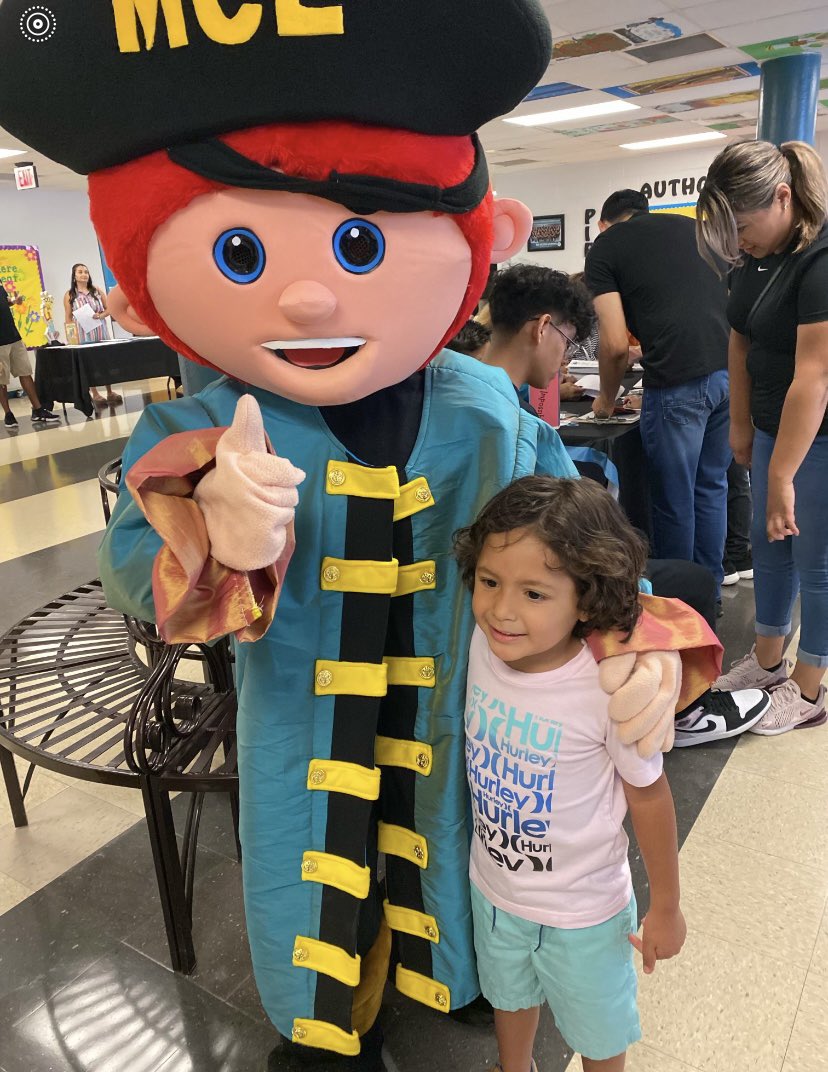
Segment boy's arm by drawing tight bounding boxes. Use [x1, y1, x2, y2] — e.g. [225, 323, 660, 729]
[623, 773, 686, 974]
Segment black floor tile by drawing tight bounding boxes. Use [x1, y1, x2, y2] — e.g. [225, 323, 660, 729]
[0, 532, 103, 634]
[170, 792, 240, 865]
[0, 438, 128, 503]
[0, 886, 117, 1029]
[0, 943, 279, 1072]
[123, 855, 251, 1004]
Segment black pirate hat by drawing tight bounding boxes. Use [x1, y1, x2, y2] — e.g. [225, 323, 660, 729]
[0, 0, 552, 178]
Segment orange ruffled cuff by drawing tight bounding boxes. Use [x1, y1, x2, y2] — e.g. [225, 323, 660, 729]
[586, 593, 723, 710]
[125, 427, 293, 645]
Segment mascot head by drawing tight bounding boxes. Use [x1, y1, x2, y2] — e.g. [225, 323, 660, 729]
[0, 0, 551, 404]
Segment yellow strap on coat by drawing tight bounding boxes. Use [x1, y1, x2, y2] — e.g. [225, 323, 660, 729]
[300, 851, 371, 900]
[307, 759, 381, 801]
[393, 477, 435, 521]
[320, 557, 400, 594]
[314, 660, 387, 697]
[383, 656, 436, 688]
[377, 822, 428, 869]
[292, 935, 361, 987]
[395, 965, 451, 1012]
[383, 900, 440, 943]
[393, 561, 437, 597]
[375, 736, 433, 776]
[325, 461, 399, 500]
[291, 1019, 359, 1056]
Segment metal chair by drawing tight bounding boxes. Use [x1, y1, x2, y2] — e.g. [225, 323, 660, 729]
[0, 457, 240, 973]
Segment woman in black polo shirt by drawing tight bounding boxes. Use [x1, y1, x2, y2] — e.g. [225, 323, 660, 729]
[697, 139, 828, 735]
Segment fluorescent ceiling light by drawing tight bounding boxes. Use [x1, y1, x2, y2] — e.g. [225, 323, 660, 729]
[505, 100, 639, 127]
[620, 131, 726, 151]
[0, 148, 26, 160]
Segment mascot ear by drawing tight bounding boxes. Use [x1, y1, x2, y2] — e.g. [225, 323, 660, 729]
[491, 198, 533, 263]
[107, 286, 155, 336]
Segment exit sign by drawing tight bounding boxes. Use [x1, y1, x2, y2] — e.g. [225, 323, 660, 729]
[14, 163, 39, 190]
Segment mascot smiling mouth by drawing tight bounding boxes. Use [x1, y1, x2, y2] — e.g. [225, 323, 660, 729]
[263, 337, 366, 370]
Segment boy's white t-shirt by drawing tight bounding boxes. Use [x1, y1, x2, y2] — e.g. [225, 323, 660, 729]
[465, 626, 663, 929]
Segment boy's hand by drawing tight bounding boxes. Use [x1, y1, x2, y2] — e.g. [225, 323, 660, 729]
[629, 907, 686, 974]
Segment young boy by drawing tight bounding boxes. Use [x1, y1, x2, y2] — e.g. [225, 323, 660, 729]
[455, 477, 687, 1071]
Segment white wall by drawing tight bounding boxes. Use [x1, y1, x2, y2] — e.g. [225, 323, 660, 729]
[0, 184, 102, 333]
[495, 131, 828, 275]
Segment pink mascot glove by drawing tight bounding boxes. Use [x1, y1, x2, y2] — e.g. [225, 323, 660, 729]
[193, 394, 305, 572]
[599, 650, 682, 759]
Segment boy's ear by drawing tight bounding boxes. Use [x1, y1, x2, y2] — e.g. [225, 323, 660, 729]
[107, 286, 154, 336]
[491, 198, 533, 263]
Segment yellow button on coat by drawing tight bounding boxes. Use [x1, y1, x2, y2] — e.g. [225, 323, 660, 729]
[302, 859, 319, 874]
[419, 664, 435, 680]
[316, 669, 334, 688]
[293, 946, 309, 962]
[292, 1026, 307, 1040]
[322, 565, 341, 583]
[309, 769, 327, 785]
[328, 469, 346, 487]
[415, 487, 431, 503]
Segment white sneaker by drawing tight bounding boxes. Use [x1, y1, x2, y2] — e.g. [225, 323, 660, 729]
[750, 680, 827, 736]
[714, 647, 790, 692]
[674, 688, 770, 747]
[722, 570, 740, 586]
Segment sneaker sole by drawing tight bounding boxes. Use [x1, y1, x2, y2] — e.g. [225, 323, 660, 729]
[673, 694, 772, 747]
[749, 707, 827, 737]
[713, 670, 788, 692]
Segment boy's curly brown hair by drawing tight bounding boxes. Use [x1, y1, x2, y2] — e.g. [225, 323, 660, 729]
[454, 477, 648, 640]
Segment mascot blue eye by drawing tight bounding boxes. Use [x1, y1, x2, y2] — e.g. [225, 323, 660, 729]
[333, 220, 385, 274]
[213, 229, 266, 284]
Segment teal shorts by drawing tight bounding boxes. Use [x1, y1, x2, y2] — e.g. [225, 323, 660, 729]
[471, 884, 642, 1061]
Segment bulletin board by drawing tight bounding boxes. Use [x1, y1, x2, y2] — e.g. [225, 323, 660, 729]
[0, 245, 48, 348]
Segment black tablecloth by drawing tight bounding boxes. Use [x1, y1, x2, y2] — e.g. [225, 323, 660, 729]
[35, 338, 180, 417]
[558, 379, 650, 536]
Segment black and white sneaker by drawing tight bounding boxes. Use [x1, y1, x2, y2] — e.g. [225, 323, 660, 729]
[4, 411, 18, 429]
[31, 407, 60, 424]
[673, 688, 771, 747]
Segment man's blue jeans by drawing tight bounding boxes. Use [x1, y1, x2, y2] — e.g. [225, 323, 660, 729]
[640, 370, 730, 590]
[751, 430, 828, 669]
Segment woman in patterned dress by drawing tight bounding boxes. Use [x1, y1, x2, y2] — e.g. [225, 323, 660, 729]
[63, 263, 122, 407]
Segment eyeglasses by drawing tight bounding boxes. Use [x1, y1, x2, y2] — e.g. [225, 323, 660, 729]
[529, 317, 583, 362]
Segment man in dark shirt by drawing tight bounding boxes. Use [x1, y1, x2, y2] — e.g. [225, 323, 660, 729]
[480, 264, 771, 744]
[586, 190, 730, 593]
[0, 294, 59, 428]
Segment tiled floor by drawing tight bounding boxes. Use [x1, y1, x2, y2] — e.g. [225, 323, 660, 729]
[0, 380, 825, 1072]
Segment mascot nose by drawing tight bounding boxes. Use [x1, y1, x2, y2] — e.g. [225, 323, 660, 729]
[278, 281, 338, 324]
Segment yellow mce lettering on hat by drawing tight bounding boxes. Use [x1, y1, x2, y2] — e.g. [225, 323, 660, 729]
[112, 0, 344, 53]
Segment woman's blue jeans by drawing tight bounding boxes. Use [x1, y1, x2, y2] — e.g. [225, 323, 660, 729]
[752, 429, 828, 669]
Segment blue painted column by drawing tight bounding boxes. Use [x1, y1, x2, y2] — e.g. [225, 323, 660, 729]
[757, 52, 821, 146]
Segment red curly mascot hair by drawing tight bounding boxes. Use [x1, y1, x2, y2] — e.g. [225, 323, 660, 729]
[89, 121, 494, 372]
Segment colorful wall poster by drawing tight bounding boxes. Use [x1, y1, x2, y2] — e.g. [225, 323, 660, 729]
[0, 245, 47, 348]
[658, 89, 760, 113]
[605, 61, 761, 99]
[741, 31, 827, 61]
[558, 115, 678, 137]
[651, 202, 698, 219]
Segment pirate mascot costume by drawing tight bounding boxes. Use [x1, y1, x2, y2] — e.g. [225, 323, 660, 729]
[0, 3, 723, 1068]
